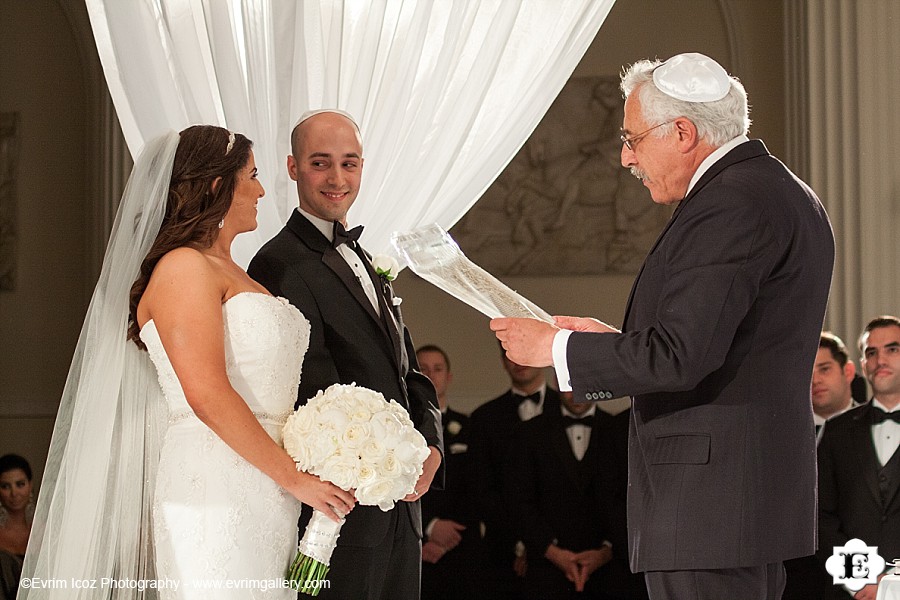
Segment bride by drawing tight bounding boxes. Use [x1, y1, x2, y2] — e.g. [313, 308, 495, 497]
[21, 126, 355, 599]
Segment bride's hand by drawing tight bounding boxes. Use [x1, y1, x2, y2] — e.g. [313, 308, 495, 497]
[290, 471, 357, 523]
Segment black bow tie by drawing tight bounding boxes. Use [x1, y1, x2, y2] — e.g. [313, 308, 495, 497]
[562, 415, 592, 428]
[332, 221, 364, 249]
[514, 392, 541, 405]
[871, 407, 900, 425]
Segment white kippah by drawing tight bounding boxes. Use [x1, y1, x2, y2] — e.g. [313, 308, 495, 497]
[652, 53, 730, 102]
[293, 109, 361, 134]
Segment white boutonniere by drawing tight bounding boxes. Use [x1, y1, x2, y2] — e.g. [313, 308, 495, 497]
[371, 254, 400, 282]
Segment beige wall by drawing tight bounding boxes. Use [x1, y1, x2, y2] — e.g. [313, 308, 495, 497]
[0, 1, 789, 478]
[0, 0, 94, 487]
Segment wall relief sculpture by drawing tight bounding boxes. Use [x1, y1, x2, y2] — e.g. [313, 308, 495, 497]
[0, 112, 18, 291]
[450, 77, 672, 276]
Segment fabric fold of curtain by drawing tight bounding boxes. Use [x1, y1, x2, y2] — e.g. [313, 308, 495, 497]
[86, 0, 616, 266]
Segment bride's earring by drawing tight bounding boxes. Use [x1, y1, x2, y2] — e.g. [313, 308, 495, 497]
[218, 219, 225, 229]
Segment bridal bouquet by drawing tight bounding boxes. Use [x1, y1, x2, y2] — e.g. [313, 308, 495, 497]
[282, 383, 430, 595]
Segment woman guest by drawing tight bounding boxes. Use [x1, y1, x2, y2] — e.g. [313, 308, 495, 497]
[0, 454, 33, 599]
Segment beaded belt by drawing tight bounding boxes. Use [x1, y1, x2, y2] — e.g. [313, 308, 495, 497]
[167, 409, 292, 426]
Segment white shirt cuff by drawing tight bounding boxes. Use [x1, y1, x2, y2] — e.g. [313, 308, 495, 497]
[552, 329, 574, 392]
[425, 518, 438, 539]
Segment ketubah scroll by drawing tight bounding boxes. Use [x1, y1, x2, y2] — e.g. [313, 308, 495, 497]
[391, 224, 553, 323]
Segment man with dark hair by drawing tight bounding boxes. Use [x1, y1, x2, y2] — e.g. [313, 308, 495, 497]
[813, 332, 859, 435]
[818, 316, 900, 600]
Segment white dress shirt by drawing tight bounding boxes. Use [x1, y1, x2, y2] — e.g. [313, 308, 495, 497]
[871, 398, 900, 467]
[513, 383, 546, 422]
[560, 405, 596, 461]
[551, 135, 751, 392]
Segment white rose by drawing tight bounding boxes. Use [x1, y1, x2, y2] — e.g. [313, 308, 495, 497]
[321, 452, 359, 491]
[371, 254, 400, 281]
[356, 463, 377, 487]
[318, 406, 350, 431]
[359, 438, 387, 463]
[356, 479, 396, 509]
[341, 422, 371, 449]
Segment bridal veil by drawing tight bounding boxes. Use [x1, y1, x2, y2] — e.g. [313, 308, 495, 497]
[20, 131, 180, 599]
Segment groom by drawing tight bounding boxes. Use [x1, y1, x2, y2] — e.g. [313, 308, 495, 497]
[249, 109, 444, 600]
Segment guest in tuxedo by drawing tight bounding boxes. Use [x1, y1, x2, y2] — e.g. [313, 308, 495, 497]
[784, 332, 860, 599]
[813, 332, 862, 439]
[417, 344, 482, 600]
[818, 316, 900, 600]
[491, 52, 834, 600]
[469, 349, 560, 599]
[248, 109, 443, 600]
[510, 392, 647, 600]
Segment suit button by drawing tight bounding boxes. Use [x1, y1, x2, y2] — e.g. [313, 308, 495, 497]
[585, 393, 591, 400]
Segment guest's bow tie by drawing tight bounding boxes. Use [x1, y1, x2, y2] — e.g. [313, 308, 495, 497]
[332, 221, 364, 249]
[514, 392, 541, 405]
[562, 415, 592, 428]
[871, 407, 900, 424]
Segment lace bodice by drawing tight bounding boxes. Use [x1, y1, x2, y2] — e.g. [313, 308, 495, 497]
[141, 292, 310, 426]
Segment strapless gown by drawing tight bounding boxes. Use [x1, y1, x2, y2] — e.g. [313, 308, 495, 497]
[141, 292, 309, 599]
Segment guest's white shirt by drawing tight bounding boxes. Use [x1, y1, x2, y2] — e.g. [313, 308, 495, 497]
[552, 135, 751, 392]
[871, 398, 900, 467]
[513, 383, 546, 422]
[561, 405, 596, 461]
[297, 208, 380, 315]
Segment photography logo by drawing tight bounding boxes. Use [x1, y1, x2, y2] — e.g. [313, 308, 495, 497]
[825, 538, 886, 592]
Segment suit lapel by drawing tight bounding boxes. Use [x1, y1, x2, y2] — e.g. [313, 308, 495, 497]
[851, 405, 885, 508]
[286, 211, 394, 348]
[355, 245, 404, 368]
[549, 418, 583, 490]
[622, 140, 770, 326]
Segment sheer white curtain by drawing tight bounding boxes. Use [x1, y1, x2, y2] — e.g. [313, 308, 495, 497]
[86, 0, 616, 266]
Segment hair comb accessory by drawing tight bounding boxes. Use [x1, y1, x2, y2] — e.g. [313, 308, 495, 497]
[225, 131, 236, 155]
[652, 53, 730, 103]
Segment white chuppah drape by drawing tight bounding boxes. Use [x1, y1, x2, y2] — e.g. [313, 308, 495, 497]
[85, 0, 616, 266]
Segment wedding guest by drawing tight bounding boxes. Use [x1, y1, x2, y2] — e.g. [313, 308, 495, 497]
[469, 347, 560, 599]
[509, 393, 646, 600]
[492, 52, 834, 600]
[783, 332, 859, 599]
[813, 332, 862, 438]
[417, 344, 482, 600]
[248, 109, 443, 600]
[818, 316, 900, 600]
[0, 454, 32, 600]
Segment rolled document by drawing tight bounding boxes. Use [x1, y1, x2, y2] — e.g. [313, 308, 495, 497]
[391, 224, 553, 323]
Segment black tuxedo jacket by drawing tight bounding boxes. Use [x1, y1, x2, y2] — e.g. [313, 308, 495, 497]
[422, 408, 477, 532]
[509, 409, 646, 598]
[469, 387, 560, 564]
[566, 140, 834, 571]
[817, 402, 900, 577]
[248, 210, 443, 547]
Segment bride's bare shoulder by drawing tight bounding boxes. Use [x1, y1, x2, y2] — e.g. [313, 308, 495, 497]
[144, 248, 224, 301]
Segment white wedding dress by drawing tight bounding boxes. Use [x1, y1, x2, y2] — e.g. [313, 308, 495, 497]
[141, 292, 309, 599]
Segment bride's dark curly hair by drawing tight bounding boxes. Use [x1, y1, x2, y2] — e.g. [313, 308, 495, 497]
[127, 125, 253, 349]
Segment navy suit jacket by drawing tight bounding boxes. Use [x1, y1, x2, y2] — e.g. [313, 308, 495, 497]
[566, 140, 834, 571]
[248, 210, 443, 547]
